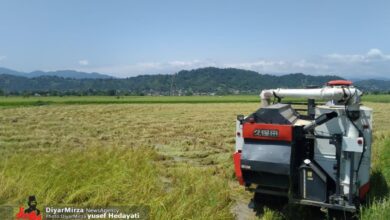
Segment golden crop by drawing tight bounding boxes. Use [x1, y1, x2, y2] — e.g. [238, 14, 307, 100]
[0, 102, 389, 219]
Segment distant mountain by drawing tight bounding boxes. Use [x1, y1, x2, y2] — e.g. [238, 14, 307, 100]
[0, 67, 346, 95]
[0, 67, 113, 79]
[169, 68, 343, 94]
[0, 67, 24, 76]
[350, 77, 390, 83]
[354, 79, 390, 92]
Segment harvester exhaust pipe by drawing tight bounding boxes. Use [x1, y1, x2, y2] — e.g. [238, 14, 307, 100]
[303, 112, 338, 132]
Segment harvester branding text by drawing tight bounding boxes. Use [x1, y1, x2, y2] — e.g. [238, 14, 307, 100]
[253, 129, 279, 137]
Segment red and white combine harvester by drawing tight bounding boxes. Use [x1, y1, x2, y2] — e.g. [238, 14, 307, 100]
[233, 80, 372, 216]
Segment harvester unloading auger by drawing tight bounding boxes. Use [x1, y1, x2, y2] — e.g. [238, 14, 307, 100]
[233, 80, 372, 216]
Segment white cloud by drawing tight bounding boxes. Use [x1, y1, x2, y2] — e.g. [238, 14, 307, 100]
[75, 48, 390, 79]
[320, 48, 390, 78]
[325, 48, 390, 63]
[366, 48, 383, 58]
[78, 59, 324, 78]
[77, 60, 217, 77]
[226, 60, 285, 69]
[224, 59, 328, 74]
[78, 59, 89, 66]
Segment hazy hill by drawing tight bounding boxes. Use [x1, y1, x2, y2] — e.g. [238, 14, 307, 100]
[354, 79, 390, 92]
[0, 67, 113, 79]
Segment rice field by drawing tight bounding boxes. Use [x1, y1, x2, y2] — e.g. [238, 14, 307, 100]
[0, 99, 390, 219]
[0, 94, 388, 107]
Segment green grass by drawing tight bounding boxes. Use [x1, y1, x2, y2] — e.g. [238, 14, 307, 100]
[357, 103, 390, 220]
[361, 94, 390, 103]
[0, 95, 261, 107]
[1, 101, 390, 219]
[0, 94, 389, 107]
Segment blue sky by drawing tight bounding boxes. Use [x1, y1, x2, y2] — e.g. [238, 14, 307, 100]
[0, 0, 389, 78]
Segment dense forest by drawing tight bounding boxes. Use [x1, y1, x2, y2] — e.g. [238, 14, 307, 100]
[0, 67, 388, 96]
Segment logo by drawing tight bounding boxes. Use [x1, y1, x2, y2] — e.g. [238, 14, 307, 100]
[16, 195, 42, 220]
[253, 129, 279, 137]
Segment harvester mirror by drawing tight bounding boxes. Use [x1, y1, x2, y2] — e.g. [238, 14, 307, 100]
[237, 115, 245, 121]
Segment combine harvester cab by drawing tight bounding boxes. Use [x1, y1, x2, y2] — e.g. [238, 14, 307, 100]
[233, 80, 372, 216]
